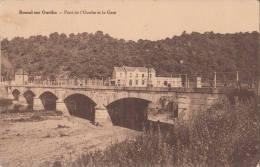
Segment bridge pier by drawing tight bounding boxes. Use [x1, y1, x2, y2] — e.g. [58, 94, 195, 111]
[56, 100, 70, 116]
[33, 97, 44, 111]
[18, 94, 28, 105]
[7, 93, 14, 100]
[94, 104, 112, 126]
[14, 94, 28, 110]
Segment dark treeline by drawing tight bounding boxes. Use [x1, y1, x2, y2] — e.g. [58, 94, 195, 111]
[1, 31, 258, 80]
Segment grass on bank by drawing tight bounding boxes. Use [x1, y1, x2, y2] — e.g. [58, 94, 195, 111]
[56, 93, 259, 167]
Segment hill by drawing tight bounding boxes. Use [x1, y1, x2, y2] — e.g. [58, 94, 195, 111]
[0, 31, 258, 80]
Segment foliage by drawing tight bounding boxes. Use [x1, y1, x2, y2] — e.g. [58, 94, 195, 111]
[60, 98, 260, 167]
[224, 88, 256, 105]
[1, 31, 258, 79]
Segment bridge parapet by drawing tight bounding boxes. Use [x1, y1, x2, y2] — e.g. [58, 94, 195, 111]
[6, 82, 250, 125]
[6, 82, 229, 94]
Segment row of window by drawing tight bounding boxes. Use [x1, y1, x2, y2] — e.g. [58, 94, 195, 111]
[157, 81, 180, 86]
[119, 73, 153, 78]
[117, 79, 145, 86]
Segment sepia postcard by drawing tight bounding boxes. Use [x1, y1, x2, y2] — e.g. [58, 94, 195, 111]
[0, 0, 259, 166]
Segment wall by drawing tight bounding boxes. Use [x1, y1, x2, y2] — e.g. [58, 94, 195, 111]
[147, 92, 223, 123]
[156, 77, 182, 88]
[0, 85, 8, 98]
[177, 92, 224, 120]
[14, 74, 28, 85]
[7, 85, 224, 124]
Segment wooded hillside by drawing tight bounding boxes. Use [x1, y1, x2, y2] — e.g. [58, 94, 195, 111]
[1, 31, 258, 80]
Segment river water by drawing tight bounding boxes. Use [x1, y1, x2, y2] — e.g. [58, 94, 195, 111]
[0, 98, 175, 134]
[0, 98, 30, 112]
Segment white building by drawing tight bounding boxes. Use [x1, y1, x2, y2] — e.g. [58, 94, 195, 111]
[112, 67, 126, 86]
[156, 77, 182, 88]
[112, 66, 202, 88]
[112, 66, 156, 87]
[14, 69, 29, 85]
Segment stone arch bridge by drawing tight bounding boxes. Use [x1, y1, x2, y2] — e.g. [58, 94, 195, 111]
[6, 85, 224, 126]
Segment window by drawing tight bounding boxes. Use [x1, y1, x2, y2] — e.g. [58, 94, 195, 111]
[136, 73, 138, 78]
[136, 80, 138, 85]
[120, 73, 122, 77]
[130, 73, 132, 78]
[142, 80, 145, 85]
[117, 80, 120, 85]
[129, 80, 132, 86]
[164, 81, 168, 86]
[142, 74, 144, 78]
[150, 74, 152, 78]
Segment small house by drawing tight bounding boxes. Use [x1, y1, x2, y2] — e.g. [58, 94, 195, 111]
[14, 69, 29, 85]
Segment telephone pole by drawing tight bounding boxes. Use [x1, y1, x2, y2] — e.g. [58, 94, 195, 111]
[236, 71, 239, 82]
[0, 36, 2, 83]
[214, 72, 217, 88]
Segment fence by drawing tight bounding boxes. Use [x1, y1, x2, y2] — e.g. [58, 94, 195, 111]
[1, 71, 257, 90]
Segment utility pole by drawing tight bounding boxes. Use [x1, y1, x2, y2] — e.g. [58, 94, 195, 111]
[236, 70, 241, 89]
[147, 67, 150, 87]
[256, 74, 260, 96]
[188, 77, 189, 88]
[214, 72, 217, 88]
[236, 71, 239, 82]
[0, 36, 2, 83]
[185, 74, 188, 88]
[179, 74, 181, 87]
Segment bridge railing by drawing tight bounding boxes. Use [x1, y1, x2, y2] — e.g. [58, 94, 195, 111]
[2, 71, 257, 90]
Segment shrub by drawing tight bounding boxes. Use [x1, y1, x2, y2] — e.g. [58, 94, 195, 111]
[30, 112, 43, 121]
[224, 88, 256, 105]
[61, 98, 260, 167]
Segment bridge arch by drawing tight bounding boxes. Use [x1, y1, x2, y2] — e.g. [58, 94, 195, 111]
[64, 93, 97, 121]
[62, 91, 98, 103]
[23, 90, 36, 110]
[23, 89, 36, 96]
[38, 89, 57, 99]
[39, 91, 58, 110]
[104, 92, 157, 107]
[106, 97, 151, 130]
[12, 89, 21, 100]
[106, 97, 152, 107]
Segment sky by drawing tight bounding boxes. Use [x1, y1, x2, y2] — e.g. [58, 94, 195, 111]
[0, 0, 259, 41]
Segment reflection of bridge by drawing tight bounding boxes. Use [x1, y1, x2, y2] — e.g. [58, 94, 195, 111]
[5, 83, 225, 127]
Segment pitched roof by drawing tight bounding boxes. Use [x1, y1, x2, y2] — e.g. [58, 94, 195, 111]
[114, 66, 155, 73]
[114, 67, 125, 72]
[125, 66, 155, 73]
[148, 68, 156, 73]
[15, 69, 28, 75]
[124, 66, 137, 72]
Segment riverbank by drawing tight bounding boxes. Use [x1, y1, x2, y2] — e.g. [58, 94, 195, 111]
[0, 98, 12, 106]
[0, 85, 8, 98]
[61, 99, 259, 167]
[0, 110, 139, 167]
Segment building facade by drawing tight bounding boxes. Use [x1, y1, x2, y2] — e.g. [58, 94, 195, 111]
[156, 77, 182, 88]
[14, 69, 29, 85]
[112, 66, 204, 88]
[112, 66, 156, 87]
